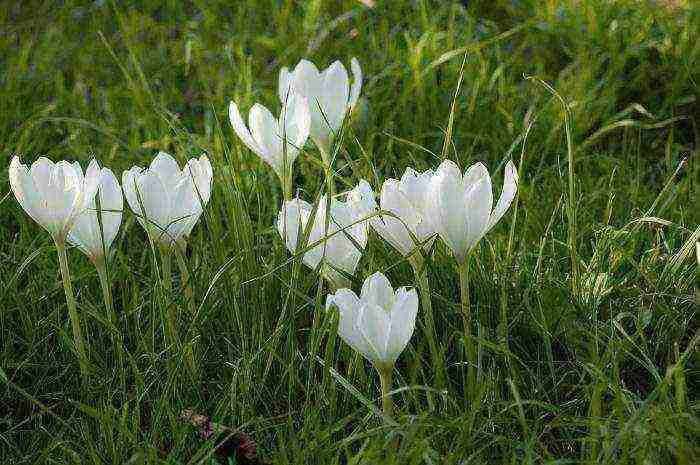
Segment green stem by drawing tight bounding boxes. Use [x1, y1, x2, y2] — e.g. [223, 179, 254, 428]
[377, 364, 394, 420]
[55, 240, 88, 378]
[409, 254, 443, 389]
[95, 257, 125, 387]
[281, 170, 293, 202]
[160, 247, 177, 346]
[458, 257, 475, 399]
[175, 248, 195, 313]
[175, 247, 198, 378]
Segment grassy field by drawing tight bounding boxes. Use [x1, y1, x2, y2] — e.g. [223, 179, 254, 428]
[1, 0, 698, 463]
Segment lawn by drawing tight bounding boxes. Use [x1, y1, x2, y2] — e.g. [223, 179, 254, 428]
[0, 1, 698, 464]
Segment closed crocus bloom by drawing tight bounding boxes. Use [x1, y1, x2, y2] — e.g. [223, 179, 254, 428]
[326, 272, 418, 366]
[427, 160, 518, 264]
[277, 180, 373, 288]
[122, 152, 213, 249]
[228, 92, 310, 187]
[67, 164, 123, 262]
[279, 58, 362, 160]
[9, 156, 101, 243]
[372, 167, 437, 258]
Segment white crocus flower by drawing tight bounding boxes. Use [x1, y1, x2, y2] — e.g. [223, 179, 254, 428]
[277, 180, 374, 288]
[371, 167, 437, 259]
[427, 160, 518, 265]
[228, 92, 310, 194]
[67, 164, 123, 262]
[122, 152, 213, 249]
[279, 58, 362, 162]
[326, 271, 418, 418]
[9, 156, 101, 243]
[327, 271, 418, 366]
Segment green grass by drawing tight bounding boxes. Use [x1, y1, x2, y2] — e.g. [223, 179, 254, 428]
[1, 0, 698, 463]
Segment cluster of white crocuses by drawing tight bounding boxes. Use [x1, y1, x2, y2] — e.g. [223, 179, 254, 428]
[229, 58, 519, 416]
[8, 56, 518, 416]
[8, 152, 213, 375]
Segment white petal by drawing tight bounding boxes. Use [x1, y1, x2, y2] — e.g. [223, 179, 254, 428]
[291, 59, 322, 99]
[249, 103, 282, 173]
[285, 93, 311, 154]
[277, 198, 312, 255]
[278, 67, 292, 103]
[463, 164, 492, 250]
[184, 155, 213, 207]
[8, 157, 41, 226]
[327, 289, 372, 357]
[345, 179, 376, 224]
[385, 287, 418, 360]
[427, 159, 468, 262]
[357, 303, 392, 362]
[229, 101, 265, 158]
[97, 168, 123, 250]
[349, 57, 362, 108]
[320, 60, 350, 133]
[486, 160, 519, 232]
[149, 152, 182, 189]
[67, 167, 123, 258]
[127, 169, 171, 243]
[360, 272, 395, 311]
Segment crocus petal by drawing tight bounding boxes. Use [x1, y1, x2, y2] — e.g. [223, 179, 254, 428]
[321, 60, 350, 133]
[290, 59, 322, 100]
[150, 152, 182, 191]
[428, 159, 469, 261]
[327, 289, 372, 356]
[385, 287, 418, 359]
[462, 163, 492, 250]
[357, 303, 392, 362]
[360, 271, 395, 311]
[486, 160, 519, 232]
[229, 101, 265, 157]
[278, 67, 292, 103]
[349, 57, 362, 108]
[96, 168, 123, 250]
[184, 155, 213, 207]
[9, 157, 41, 225]
[68, 166, 123, 259]
[277, 198, 313, 255]
[249, 103, 282, 173]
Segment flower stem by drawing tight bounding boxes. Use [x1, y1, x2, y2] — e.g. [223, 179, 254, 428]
[95, 257, 125, 387]
[458, 257, 475, 399]
[175, 247, 199, 378]
[175, 248, 195, 313]
[282, 170, 293, 202]
[377, 364, 394, 420]
[55, 240, 88, 379]
[409, 255, 444, 389]
[160, 247, 177, 347]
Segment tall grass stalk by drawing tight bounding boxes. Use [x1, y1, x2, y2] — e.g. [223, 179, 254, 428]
[94, 257, 124, 384]
[458, 255, 476, 399]
[408, 254, 444, 389]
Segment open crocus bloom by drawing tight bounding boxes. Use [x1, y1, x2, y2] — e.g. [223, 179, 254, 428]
[9, 156, 101, 243]
[326, 272, 418, 366]
[279, 58, 362, 160]
[371, 167, 437, 258]
[67, 164, 123, 262]
[277, 180, 374, 288]
[122, 152, 213, 249]
[228, 92, 310, 183]
[427, 160, 518, 264]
